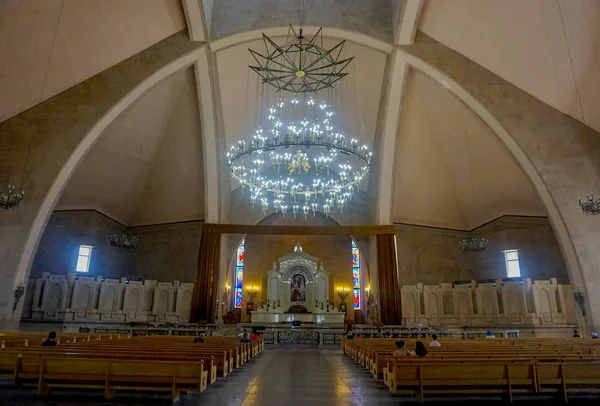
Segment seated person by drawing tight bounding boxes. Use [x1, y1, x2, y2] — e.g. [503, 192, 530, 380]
[485, 330, 496, 339]
[591, 332, 598, 340]
[393, 340, 414, 356]
[573, 329, 581, 338]
[429, 334, 441, 347]
[415, 341, 428, 357]
[240, 332, 252, 343]
[42, 331, 58, 347]
[345, 326, 354, 340]
[193, 333, 205, 343]
[374, 328, 383, 338]
[249, 332, 260, 341]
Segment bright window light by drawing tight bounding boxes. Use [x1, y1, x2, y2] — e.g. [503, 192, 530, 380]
[504, 249, 521, 278]
[76, 245, 92, 273]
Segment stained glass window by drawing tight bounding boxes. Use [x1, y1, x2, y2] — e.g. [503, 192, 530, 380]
[352, 240, 360, 309]
[235, 239, 245, 308]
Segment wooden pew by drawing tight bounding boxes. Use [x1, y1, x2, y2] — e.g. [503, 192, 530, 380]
[343, 337, 600, 402]
[13, 356, 207, 401]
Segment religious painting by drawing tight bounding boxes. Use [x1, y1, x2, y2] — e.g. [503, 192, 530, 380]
[291, 274, 306, 302]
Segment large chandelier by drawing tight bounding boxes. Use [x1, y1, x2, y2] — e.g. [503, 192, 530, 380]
[249, 26, 354, 93]
[109, 233, 139, 249]
[227, 98, 372, 218]
[460, 237, 488, 252]
[0, 185, 25, 210]
[579, 193, 600, 215]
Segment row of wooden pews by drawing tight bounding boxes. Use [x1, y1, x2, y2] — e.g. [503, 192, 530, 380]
[343, 337, 600, 402]
[1, 332, 263, 400]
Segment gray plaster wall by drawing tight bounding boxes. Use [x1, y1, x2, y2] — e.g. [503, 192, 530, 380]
[30, 211, 203, 283]
[130, 221, 202, 282]
[210, 0, 393, 41]
[30, 211, 132, 279]
[395, 217, 569, 286]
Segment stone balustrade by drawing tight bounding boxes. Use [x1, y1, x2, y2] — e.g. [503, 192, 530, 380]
[401, 278, 578, 327]
[21, 273, 193, 324]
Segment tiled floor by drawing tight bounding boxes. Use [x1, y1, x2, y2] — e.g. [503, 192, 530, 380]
[3, 346, 600, 405]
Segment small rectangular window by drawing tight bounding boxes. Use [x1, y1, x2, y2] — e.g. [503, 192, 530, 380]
[504, 249, 521, 278]
[76, 245, 93, 273]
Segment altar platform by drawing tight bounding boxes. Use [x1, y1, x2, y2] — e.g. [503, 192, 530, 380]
[249, 309, 345, 324]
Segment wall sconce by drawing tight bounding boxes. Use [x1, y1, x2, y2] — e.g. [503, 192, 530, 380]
[247, 285, 258, 302]
[225, 284, 231, 295]
[13, 282, 25, 311]
[336, 286, 349, 302]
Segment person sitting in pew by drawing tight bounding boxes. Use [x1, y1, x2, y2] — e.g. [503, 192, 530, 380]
[415, 341, 428, 357]
[240, 332, 252, 343]
[193, 333, 205, 343]
[592, 332, 598, 339]
[485, 330, 496, 339]
[429, 334, 441, 347]
[374, 328, 383, 338]
[393, 340, 414, 356]
[573, 329, 581, 338]
[42, 331, 58, 347]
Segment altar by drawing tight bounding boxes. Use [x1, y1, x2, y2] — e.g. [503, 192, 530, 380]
[250, 242, 345, 325]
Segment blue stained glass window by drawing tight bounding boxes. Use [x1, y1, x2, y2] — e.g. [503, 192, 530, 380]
[235, 239, 245, 308]
[352, 241, 360, 309]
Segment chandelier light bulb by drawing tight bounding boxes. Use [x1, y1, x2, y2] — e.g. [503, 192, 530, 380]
[227, 99, 371, 219]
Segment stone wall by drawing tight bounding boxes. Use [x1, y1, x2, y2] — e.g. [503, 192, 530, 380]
[130, 221, 202, 282]
[31, 211, 132, 279]
[396, 216, 569, 286]
[401, 278, 577, 328]
[22, 272, 193, 324]
[471, 217, 568, 283]
[31, 210, 203, 283]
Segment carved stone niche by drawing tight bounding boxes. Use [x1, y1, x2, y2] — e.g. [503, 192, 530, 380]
[499, 281, 528, 324]
[531, 279, 566, 325]
[123, 280, 144, 321]
[266, 245, 326, 311]
[39, 273, 70, 320]
[452, 285, 474, 324]
[176, 282, 194, 321]
[72, 275, 102, 321]
[153, 281, 178, 322]
[401, 285, 421, 324]
[472, 283, 500, 326]
[98, 278, 126, 322]
[422, 285, 444, 326]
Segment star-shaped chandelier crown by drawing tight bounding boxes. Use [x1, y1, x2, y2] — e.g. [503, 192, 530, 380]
[249, 26, 354, 93]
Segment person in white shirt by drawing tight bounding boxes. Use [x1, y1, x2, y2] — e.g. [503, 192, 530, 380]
[429, 334, 441, 347]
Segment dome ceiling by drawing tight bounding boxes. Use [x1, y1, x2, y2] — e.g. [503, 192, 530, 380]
[393, 69, 546, 230]
[6, 0, 598, 229]
[57, 67, 205, 226]
[0, 0, 185, 123]
[419, 0, 600, 133]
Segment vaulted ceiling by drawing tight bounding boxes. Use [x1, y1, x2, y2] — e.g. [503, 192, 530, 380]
[4, 0, 600, 229]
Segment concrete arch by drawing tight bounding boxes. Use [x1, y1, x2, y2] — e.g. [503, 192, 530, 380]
[9, 27, 594, 332]
[6, 47, 210, 329]
[392, 48, 589, 327]
[209, 25, 393, 55]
